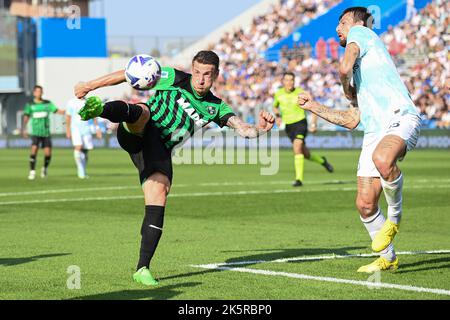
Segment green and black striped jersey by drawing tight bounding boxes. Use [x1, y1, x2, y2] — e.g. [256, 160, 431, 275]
[23, 100, 58, 137]
[147, 67, 235, 149]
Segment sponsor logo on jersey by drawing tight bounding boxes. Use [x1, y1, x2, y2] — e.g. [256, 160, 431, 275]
[177, 98, 208, 127]
[32, 111, 49, 119]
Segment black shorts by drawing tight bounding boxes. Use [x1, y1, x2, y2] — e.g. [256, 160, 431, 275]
[117, 122, 173, 185]
[31, 136, 52, 148]
[285, 119, 308, 142]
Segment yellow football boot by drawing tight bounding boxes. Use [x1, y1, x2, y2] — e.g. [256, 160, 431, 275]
[372, 220, 399, 252]
[357, 257, 399, 273]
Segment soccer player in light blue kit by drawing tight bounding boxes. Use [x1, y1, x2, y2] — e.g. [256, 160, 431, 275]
[297, 7, 421, 273]
[66, 98, 102, 179]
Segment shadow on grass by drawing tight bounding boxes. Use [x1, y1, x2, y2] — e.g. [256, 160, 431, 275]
[70, 282, 202, 300]
[222, 246, 366, 265]
[0, 253, 71, 266]
[396, 256, 450, 274]
[90, 173, 136, 178]
[158, 246, 366, 283]
[159, 268, 224, 282]
[322, 180, 355, 185]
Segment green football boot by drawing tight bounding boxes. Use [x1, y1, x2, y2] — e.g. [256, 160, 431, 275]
[78, 96, 104, 121]
[133, 267, 159, 286]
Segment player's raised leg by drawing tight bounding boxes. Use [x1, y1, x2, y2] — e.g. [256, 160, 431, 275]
[370, 135, 406, 252]
[79, 97, 150, 135]
[133, 172, 171, 286]
[356, 177, 398, 273]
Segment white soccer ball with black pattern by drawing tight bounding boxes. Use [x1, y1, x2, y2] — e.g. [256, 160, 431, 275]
[125, 54, 162, 90]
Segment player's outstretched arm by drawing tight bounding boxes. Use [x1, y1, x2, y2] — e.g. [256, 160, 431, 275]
[298, 92, 360, 130]
[226, 111, 275, 138]
[74, 69, 126, 99]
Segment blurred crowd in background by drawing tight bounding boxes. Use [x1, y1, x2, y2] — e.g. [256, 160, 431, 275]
[124, 0, 449, 130]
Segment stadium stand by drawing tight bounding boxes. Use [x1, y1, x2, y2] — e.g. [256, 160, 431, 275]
[70, 0, 449, 131]
[194, 0, 448, 129]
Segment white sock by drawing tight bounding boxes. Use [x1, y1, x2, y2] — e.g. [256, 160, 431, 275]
[74, 150, 85, 177]
[381, 173, 403, 225]
[360, 209, 397, 262]
[80, 151, 87, 173]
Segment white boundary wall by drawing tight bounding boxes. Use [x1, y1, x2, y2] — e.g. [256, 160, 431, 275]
[36, 57, 132, 108]
[37, 57, 132, 133]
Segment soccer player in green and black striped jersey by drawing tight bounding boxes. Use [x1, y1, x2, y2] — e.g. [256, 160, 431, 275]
[74, 51, 275, 286]
[22, 85, 65, 180]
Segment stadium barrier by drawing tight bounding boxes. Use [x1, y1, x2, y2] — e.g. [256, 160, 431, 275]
[1, 129, 449, 149]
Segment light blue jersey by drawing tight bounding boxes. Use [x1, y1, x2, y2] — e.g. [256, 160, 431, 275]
[347, 26, 418, 134]
[66, 98, 92, 136]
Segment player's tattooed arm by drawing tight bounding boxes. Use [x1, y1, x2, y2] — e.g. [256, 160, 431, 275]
[339, 42, 360, 101]
[226, 111, 275, 138]
[298, 92, 360, 130]
[74, 70, 126, 99]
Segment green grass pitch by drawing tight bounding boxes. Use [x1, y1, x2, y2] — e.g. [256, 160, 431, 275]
[0, 148, 449, 300]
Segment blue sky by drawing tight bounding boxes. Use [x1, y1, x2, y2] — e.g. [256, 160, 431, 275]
[90, 0, 262, 37]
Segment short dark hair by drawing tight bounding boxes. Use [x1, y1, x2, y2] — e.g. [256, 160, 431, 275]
[33, 85, 43, 91]
[339, 7, 373, 28]
[283, 72, 295, 79]
[192, 50, 220, 71]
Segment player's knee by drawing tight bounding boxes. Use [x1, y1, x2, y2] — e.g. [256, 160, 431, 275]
[132, 104, 150, 127]
[126, 104, 150, 133]
[293, 140, 304, 154]
[153, 184, 169, 203]
[372, 153, 393, 179]
[138, 104, 150, 123]
[144, 172, 171, 205]
[356, 198, 378, 219]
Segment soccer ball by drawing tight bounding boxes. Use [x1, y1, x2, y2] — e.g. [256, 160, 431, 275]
[125, 54, 161, 90]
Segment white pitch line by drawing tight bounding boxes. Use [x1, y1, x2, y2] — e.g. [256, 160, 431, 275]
[0, 179, 348, 197]
[0, 188, 335, 206]
[0, 195, 143, 205]
[0, 186, 137, 197]
[191, 265, 450, 296]
[1, 177, 448, 198]
[0, 184, 449, 206]
[193, 250, 450, 268]
[191, 250, 450, 297]
[196, 180, 354, 187]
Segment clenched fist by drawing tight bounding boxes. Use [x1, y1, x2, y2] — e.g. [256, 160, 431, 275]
[74, 82, 92, 99]
[297, 91, 315, 111]
[258, 110, 275, 132]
